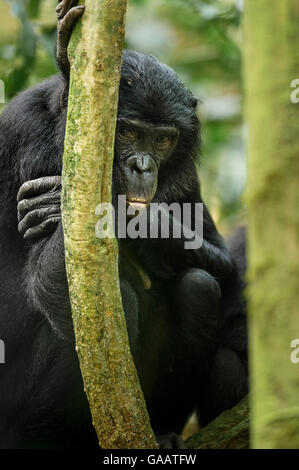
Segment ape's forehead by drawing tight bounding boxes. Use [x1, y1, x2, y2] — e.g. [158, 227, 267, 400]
[118, 50, 198, 127]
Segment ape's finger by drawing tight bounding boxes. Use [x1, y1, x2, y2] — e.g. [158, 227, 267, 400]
[18, 207, 60, 236]
[17, 176, 61, 203]
[17, 194, 61, 223]
[58, 5, 84, 44]
[56, 0, 79, 21]
[23, 218, 61, 241]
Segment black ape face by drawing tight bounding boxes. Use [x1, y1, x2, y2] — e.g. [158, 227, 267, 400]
[112, 50, 200, 211]
[115, 117, 179, 210]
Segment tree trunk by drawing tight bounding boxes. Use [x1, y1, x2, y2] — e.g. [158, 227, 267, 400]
[244, 0, 299, 449]
[61, 0, 157, 449]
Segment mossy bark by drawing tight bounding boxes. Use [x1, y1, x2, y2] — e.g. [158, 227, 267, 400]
[244, 0, 299, 449]
[61, 0, 157, 449]
[187, 397, 249, 449]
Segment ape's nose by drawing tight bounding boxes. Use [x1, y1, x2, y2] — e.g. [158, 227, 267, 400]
[127, 154, 154, 175]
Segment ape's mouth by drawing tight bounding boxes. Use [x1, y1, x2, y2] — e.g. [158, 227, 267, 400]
[126, 198, 150, 211]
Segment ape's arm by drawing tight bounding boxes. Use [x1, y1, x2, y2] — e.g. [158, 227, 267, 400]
[179, 204, 235, 281]
[17, 177, 72, 338]
[18, 0, 85, 334]
[24, 222, 72, 339]
[136, 203, 235, 283]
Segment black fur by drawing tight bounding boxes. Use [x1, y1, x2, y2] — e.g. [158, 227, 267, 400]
[0, 50, 247, 448]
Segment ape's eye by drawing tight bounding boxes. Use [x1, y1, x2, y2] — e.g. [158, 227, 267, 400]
[119, 127, 136, 140]
[156, 135, 171, 145]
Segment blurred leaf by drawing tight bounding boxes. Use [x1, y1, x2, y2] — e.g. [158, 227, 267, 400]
[28, 0, 41, 18]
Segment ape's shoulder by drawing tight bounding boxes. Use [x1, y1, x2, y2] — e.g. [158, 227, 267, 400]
[0, 74, 66, 194]
[0, 74, 65, 133]
[8, 73, 64, 106]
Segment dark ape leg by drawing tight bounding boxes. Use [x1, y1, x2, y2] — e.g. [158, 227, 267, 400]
[174, 268, 246, 435]
[198, 315, 248, 425]
[175, 268, 221, 354]
[150, 268, 221, 449]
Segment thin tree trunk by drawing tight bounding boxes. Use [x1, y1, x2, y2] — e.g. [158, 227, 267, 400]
[61, 0, 157, 449]
[244, 0, 299, 449]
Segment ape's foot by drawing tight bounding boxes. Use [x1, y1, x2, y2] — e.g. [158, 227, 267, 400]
[17, 176, 61, 242]
[56, 0, 85, 79]
[157, 433, 187, 449]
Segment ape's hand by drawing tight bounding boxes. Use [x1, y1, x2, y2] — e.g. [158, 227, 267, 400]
[56, 0, 85, 80]
[17, 176, 62, 242]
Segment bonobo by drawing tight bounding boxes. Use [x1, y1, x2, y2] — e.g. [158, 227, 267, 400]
[0, 1, 247, 449]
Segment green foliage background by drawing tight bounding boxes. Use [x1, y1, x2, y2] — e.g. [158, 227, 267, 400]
[0, 0, 245, 233]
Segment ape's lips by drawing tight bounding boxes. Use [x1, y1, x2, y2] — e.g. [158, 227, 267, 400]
[126, 199, 149, 211]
